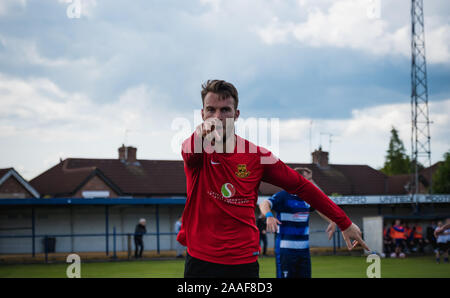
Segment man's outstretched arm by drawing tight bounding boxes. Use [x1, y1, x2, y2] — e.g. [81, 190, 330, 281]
[262, 158, 369, 251]
[181, 129, 203, 168]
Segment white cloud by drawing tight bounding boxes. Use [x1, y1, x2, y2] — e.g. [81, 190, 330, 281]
[26, 43, 97, 68]
[0, 73, 449, 180]
[426, 24, 450, 63]
[0, 0, 449, 179]
[257, 17, 295, 45]
[277, 99, 450, 168]
[256, 0, 450, 64]
[10, 37, 97, 68]
[199, 0, 221, 12]
[58, 0, 97, 18]
[0, 35, 101, 84]
[0, 0, 26, 15]
[0, 74, 180, 179]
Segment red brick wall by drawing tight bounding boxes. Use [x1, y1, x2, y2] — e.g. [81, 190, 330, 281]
[73, 175, 119, 198]
[0, 176, 34, 198]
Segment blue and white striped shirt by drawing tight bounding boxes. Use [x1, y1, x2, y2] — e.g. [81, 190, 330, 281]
[268, 190, 314, 256]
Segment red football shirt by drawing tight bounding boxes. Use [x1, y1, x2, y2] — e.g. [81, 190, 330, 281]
[177, 132, 352, 265]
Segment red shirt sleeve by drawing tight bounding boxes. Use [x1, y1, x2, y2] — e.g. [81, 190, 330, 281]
[181, 131, 204, 168]
[261, 153, 352, 231]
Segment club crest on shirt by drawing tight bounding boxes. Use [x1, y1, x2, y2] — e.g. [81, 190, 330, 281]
[235, 164, 250, 178]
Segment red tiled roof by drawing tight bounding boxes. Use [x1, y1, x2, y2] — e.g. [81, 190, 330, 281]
[332, 164, 388, 195]
[386, 162, 443, 195]
[386, 174, 411, 195]
[30, 158, 187, 197]
[259, 163, 388, 196]
[30, 158, 390, 197]
[419, 162, 442, 183]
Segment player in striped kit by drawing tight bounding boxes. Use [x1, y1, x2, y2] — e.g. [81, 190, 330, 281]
[259, 167, 336, 278]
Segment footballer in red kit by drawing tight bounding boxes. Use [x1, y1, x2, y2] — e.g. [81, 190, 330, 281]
[177, 80, 369, 278]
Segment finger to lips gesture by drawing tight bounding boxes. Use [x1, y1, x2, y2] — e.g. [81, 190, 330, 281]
[201, 118, 222, 145]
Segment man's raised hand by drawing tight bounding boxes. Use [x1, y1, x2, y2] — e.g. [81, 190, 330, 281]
[196, 118, 222, 146]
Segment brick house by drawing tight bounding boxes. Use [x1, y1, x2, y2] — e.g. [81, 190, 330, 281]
[30, 145, 186, 198]
[30, 145, 397, 198]
[0, 168, 40, 199]
[1, 147, 447, 255]
[385, 162, 442, 195]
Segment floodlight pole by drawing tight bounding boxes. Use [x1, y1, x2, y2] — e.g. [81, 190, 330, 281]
[410, 0, 432, 196]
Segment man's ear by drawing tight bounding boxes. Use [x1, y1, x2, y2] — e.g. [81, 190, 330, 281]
[201, 108, 205, 121]
[234, 109, 240, 121]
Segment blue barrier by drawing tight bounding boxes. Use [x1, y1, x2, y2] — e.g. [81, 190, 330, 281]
[0, 230, 179, 263]
[0, 202, 181, 258]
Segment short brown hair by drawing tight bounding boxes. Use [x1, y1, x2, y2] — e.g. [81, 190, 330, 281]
[201, 80, 239, 110]
[294, 167, 311, 176]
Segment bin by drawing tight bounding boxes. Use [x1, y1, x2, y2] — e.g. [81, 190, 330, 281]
[43, 237, 56, 253]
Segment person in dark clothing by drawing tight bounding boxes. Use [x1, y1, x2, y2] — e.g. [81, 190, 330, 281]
[256, 214, 268, 255]
[134, 218, 147, 258]
[383, 224, 393, 256]
[426, 221, 437, 252]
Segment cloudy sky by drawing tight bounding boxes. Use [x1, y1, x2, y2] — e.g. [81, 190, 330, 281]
[0, 0, 449, 180]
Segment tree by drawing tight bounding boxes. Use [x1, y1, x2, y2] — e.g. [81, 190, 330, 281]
[432, 150, 450, 194]
[381, 127, 412, 176]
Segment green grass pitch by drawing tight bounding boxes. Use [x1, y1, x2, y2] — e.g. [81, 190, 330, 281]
[0, 256, 449, 278]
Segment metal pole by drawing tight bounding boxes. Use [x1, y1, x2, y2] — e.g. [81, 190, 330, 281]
[155, 205, 160, 254]
[31, 207, 35, 258]
[70, 205, 74, 252]
[113, 226, 117, 259]
[333, 231, 336, 255]
[127, 233, 131, 259]
[411, 0, 432, 195]
[105, 205, 109, 256]
[44, 235, 48, 264]
[337, 227, 341, 249]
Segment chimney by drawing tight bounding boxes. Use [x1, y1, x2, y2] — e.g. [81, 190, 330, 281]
[118, 144, 137, 163]
[312, 147, 329, 168]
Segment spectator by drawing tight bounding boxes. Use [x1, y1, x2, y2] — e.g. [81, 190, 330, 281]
[134, 218, 147, 259]
[412, 222, 425, 254]
[256, 213, 268, 256]
[434, 219, 449, 264]
[404, 223, 414, 254]
[390, 219, 406, 258]
[175, 216, 185, 258]
[426, 221, 437, 252]
[383, 223, 393, 256]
